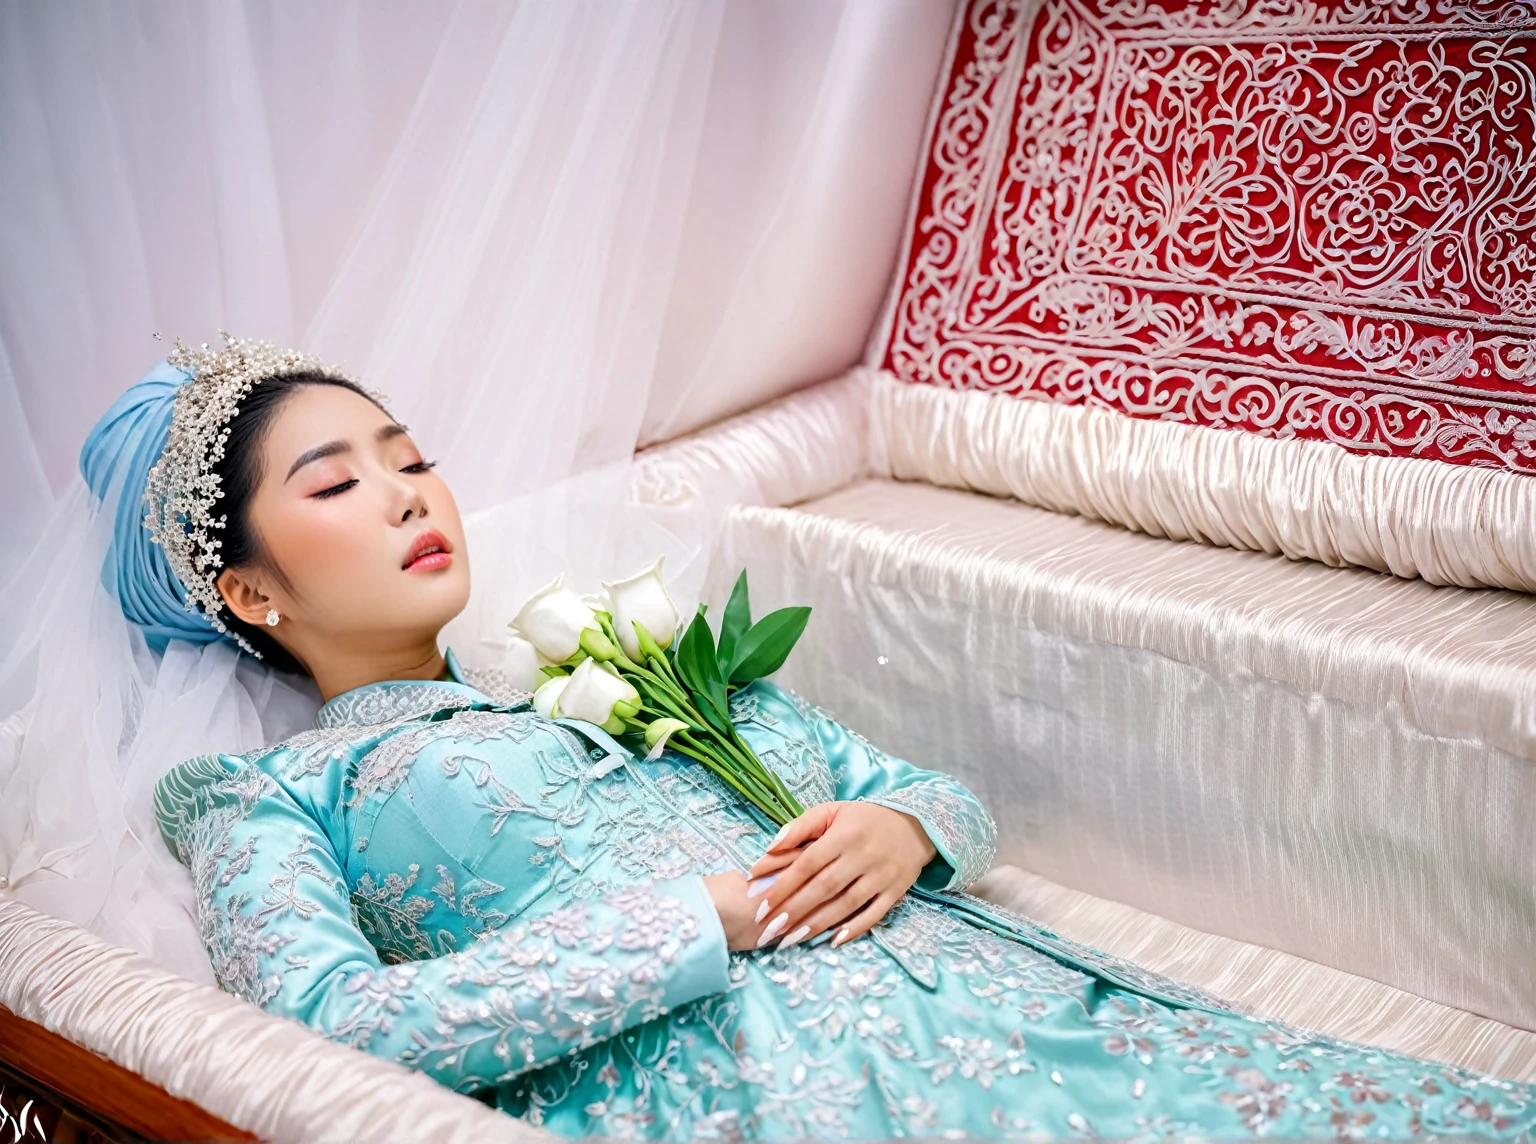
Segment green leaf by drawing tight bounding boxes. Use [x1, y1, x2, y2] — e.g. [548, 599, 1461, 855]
[717, 570, 751, 676]
[673, 607, 711, 693]
[677, 609, 731, 734]
[727, 606, 811, 684]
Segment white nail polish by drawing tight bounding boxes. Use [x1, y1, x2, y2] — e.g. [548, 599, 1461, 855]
[754, 899, 770, 924]
[831, 927, 851, 947]
[769, 822, 793, 847]
[778, 925, 811, 950]
[756, 912, 789, 948]
[747, 873, 779, 898]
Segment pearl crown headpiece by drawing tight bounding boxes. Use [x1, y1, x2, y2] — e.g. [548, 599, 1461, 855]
[142, 332, 359, 657]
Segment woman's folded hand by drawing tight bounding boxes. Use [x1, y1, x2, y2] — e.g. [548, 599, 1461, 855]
[702, 870, 769, 951]
[742, 801, 937, 952]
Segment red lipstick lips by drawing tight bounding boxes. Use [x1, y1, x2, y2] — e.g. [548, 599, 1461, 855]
[402, 530, 452, 572]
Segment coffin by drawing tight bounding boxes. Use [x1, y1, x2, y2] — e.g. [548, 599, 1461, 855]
[3, 0, 1535, 1138]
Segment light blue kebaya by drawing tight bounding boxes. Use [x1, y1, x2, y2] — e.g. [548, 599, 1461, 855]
[153, 653, 1536, 1139]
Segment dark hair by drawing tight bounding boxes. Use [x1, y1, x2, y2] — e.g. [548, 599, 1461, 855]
[211, 371, 390, 673]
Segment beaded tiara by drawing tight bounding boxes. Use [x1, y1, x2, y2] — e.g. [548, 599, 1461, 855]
[142, 333, 359, 656]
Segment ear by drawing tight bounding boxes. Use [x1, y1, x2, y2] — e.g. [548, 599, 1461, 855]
[216, 566, 274, 628]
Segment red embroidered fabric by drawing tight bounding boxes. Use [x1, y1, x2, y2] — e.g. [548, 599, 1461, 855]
[878, 0, 1536, 472]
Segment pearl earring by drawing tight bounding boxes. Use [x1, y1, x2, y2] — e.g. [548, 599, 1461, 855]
[265, 608, 280, 627]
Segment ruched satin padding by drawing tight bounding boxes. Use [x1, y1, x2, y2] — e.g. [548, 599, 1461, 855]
[975, 866, 1536, 1083]
[868, 375, 1536, 594]
[705, 479, 1536, 1031]
[0, 894, 545, 1144]
[631, 369, 871, 511]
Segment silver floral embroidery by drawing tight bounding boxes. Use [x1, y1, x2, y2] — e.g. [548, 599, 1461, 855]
[316, 682, 477, 729]
[352, 861, 512, 964]
[456, 663, 534, 707]
[156, 673, 1536, 1139]
[325, 963, 421, 1051]
[347, 709, 534, 806]
[175, 765, 339, 1006]
[399, 884, 708, 1087]
[862, 776, 999, 890]
[351, 863, 446, 962]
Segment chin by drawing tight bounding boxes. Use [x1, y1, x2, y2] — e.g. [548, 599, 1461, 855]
[407, 568, 471, 630]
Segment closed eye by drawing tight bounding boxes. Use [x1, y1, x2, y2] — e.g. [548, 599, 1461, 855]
[312, 479, 358, 499]
[402, 460, 438, 474]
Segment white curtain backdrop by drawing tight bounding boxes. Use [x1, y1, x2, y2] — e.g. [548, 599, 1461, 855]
[0, 0, 953, 544]
[0, 0, 955, 979]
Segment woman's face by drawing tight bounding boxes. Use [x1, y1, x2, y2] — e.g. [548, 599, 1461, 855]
[219, 383, 470, 669]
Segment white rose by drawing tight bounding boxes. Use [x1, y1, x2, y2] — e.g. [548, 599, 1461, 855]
[557, 658, 641, 730]
[532, 674, 569, 719]
[602, 557, 680, 662]
[498, 635, 546, 692]
[509, 574, 600, 662]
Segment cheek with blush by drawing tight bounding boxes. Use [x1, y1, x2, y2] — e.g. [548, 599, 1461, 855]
[262, 501, 389, 619]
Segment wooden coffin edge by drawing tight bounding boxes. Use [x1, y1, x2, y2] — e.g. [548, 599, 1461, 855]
[0, 1002, 258, 1142]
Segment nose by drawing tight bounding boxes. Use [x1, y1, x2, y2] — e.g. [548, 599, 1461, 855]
[390, 472, 429, 524]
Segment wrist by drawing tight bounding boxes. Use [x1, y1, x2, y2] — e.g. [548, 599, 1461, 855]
[879, 805, 937, 865]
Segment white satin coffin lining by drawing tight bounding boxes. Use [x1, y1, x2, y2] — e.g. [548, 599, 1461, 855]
[632, 371, 873, 513]
[636, 370, 1536, 756]
[0, 894, 547, 1144]
[705, 480, 1536, 1031]
[868, 375, 1536, 594]
[637, 368, 1536, 595]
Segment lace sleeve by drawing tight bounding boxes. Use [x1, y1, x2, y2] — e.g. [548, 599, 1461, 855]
[165, 755, 731, 1092]
[857, 775, 998, 890]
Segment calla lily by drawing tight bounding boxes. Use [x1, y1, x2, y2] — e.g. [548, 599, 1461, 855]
[644, 717, 689, 760]
[557, 658, 642, 734]
[603, 557, 679, 662]
[509, 574, 601, 662]
[532, 675, 569, 719]
[506, 561, 808, 826]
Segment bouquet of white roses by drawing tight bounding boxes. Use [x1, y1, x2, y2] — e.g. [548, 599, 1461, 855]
[509, 560, 810, 827]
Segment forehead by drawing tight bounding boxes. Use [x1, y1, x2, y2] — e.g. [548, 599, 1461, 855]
[263, 383, 396, 448]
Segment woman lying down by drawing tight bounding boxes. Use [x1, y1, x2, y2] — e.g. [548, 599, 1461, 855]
[83, 335, 1536, 1140]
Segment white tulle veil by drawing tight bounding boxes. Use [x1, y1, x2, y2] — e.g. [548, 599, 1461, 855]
[0, 0, 955, 983]
[0, 473, 322, 985]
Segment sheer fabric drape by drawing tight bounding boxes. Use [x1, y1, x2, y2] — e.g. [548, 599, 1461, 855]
[0, 0, 954, 981]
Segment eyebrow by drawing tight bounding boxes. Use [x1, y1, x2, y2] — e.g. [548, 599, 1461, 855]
[285, 423, 409, 482]
[285, 440, 348, 482]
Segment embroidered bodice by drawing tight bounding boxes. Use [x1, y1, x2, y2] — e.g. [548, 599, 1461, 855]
[153, 653, 995, 1088]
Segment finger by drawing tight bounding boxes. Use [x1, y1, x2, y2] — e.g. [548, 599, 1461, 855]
[762, 802, 836, 857]
[769, 859, 860, 943]
[746, 844, 804, 883]
[778, 876, 875, 949]
[752, 845, 841, 945]
[827, 889, 902, 949]
[757, 831, 842, 918]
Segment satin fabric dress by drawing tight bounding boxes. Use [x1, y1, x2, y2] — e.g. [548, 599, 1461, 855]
[153, 652, 1536, 1140]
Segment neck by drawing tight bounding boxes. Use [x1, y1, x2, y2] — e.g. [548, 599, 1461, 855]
[309, 639, 448, 704]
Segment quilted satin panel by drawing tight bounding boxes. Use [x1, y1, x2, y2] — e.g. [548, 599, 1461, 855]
[706, 479, 1536, 1030]
[876, 0, 1536, 473]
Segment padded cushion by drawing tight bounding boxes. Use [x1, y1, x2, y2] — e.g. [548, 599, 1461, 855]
[709, 477, 1536, 1031]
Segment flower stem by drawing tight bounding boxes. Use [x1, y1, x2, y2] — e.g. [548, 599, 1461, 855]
[599, 612, 803, 824]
